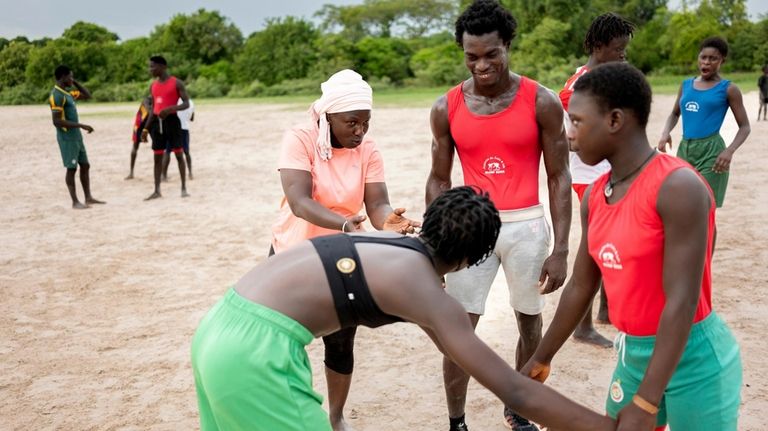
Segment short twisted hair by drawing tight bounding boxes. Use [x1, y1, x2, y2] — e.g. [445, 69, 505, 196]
[421, 186, 500, 267]
[700, 36, 728, 58]
[573, 62, 651, 127]
[584, 12, 635, 54]
[455, 0, 517, 47]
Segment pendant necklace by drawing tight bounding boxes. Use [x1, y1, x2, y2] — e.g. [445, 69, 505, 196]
[604, 150, 657, 198]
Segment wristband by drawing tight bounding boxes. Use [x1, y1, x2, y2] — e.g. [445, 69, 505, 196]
[632, 394, 659, 415]
[341, 220, 348, 232]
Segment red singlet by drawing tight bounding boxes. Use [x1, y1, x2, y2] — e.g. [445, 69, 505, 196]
[446, 77, 541, 210]
[151, 76, 179, 115]
[588, 154, 714, 335]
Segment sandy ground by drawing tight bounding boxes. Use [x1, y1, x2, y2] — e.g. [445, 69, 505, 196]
[1, 90, 767, 431]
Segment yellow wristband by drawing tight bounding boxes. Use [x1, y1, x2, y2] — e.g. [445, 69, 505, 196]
[632, 394, 659, 415]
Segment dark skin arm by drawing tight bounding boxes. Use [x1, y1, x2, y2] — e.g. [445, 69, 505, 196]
[363, 182, 419, 233]
[141, 79, 190, 140]
[376, 263, 614, 431]
[536, 86, 571, 293]
[615, 169, 711, 430]
[712, 84, 750, 173]
[52, 112, 93, 133]
[657, 85, 683, 152]
[522, 185, 603, 380]
[71, 79, 91, 100]
[425, 95, 455, 206]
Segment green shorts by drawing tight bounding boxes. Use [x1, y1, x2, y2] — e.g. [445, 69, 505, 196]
[191, 289, 331, 431]
[677, 134, 728, 207]
[606, 312, 742, 430]
[57, 138, 88, 169]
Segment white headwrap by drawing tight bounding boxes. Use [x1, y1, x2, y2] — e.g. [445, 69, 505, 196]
[309, 69, 373, 161]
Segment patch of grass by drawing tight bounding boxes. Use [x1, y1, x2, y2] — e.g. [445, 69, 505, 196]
[648, 72, 758, 94]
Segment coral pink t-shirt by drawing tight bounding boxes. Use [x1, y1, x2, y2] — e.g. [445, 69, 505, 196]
[271, 125, 385, 253]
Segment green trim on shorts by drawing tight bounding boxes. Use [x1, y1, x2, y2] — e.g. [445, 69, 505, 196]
[191, 288, 330, 431]
[57, 138, 88, 169]
[677, 133, 728, 207]
[605, 312, 742, 430]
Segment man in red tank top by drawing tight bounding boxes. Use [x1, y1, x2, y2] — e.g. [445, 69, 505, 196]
[523, 63, 741, 431]
[425, 2, 571, 430]
[141, 55, 191, 200]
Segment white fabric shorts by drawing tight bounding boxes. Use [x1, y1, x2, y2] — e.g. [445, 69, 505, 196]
[445, 205, 551, 316]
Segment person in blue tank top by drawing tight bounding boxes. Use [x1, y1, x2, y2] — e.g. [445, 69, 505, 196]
[657, 37, 751, 208]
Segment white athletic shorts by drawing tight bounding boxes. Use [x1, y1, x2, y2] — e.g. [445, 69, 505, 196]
[445, 204, 551, 316]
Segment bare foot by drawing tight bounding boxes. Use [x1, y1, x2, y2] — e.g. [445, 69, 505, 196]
[124, 174, 134, 180]
[72, 201, 89, 209]
[330, 417, 355, 431]
[573, 328, 613, 348]
[181, 189, 190, 198]
[144, 191, 162, 201]
[86, 197, 106, 205]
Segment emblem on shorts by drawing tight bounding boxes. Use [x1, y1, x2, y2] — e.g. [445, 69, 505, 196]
[336, 257, 356, 274]
[610, 379, 624, 403]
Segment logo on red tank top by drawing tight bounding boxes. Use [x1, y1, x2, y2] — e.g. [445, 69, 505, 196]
[483, 156, 506, 175]
[598, 243, 623, 270]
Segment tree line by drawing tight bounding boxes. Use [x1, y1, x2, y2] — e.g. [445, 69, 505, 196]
[0, 0, 765, 105]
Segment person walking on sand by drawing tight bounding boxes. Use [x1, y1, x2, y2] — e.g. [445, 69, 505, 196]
[141, 55, 191, 200]
[559, 12, 636, 342]
[49, 65, 105, 209]
[192, 186, 616, 431]
[658, 37, 750, 209]
[426, 1, 570, 429]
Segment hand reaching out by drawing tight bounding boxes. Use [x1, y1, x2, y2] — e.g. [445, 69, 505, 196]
[382, 208, 421, 234]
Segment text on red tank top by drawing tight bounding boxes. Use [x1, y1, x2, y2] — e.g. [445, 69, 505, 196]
[587, 154, 714, 336]
[447, 77, 541, 210]
[151, 76, 179, 114]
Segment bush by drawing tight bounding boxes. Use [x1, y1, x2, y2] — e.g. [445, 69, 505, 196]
[88, 81, 148, 102]
[260, 77, 320, 97]
[227, 80, 266, 98]
[0, 83, 49, 105]
[187, 76, 230, 98]
[410, 41, 465, 86]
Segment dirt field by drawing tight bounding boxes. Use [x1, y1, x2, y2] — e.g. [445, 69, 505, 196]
[1, 90, 766, 430]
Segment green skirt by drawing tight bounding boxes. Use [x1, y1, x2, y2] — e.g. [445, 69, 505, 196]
[677, 133, 729, 207]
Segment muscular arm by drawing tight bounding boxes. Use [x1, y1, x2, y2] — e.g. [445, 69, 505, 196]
[51, 112, 92, 131]
[71, 79, 91, 100]
[537, 85, 571, 293]
[280, 168, 350, 231]
[525, 187, 603, 371]
[425, 96, 455, 206]
[713, 84, 751, 173]
[658, 85, 682, 152]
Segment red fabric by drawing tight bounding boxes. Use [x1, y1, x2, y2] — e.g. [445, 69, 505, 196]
[151, 76, 179, 115]
[559, 66, 590, 111]
[446, 77, 540, 210]
[572, 183, 589, 201]
[587, 154, 714, 336]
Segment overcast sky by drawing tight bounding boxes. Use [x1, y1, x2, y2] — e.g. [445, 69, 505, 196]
[2, 0, 766, 41]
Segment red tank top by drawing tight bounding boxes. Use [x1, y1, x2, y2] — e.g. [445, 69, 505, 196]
[587, 154, 714, 335]
[447, 77, 540, 210]
[151, 76, 179, 114]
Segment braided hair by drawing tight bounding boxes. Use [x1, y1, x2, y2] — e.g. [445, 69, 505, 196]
[421, 186, 501, 267]
[584, 13, 635, 54]
[455, 0, 518, 47]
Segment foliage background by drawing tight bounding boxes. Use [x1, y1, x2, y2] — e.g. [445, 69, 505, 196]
[0, 0, 765, 104]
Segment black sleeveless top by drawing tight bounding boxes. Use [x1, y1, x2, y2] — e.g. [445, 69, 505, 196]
[310, 234, 434, 329]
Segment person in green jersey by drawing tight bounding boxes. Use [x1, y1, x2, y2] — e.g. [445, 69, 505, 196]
[49, 65, 105, 209]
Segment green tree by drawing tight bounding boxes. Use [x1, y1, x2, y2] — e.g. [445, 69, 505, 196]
[233, 17, 318, 86]
[151, 9, 243, 66]
[0, 41, 32, 89]
[509, 17, 574, 86]
[658, 10, 723, 73]
[410, 40, 465, 85]
[25, 39, 107, 86]
[353, 36, 413, 83]
[627, 7, 671, 72]
[62, 21, 119, 44]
